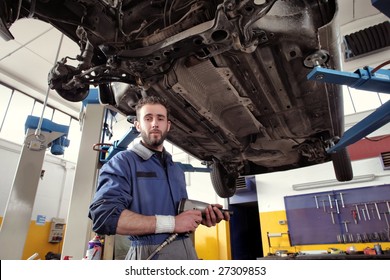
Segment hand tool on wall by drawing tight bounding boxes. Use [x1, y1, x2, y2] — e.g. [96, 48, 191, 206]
[339, 192, 345, 208]
[320, 200, 326, 212]
[351, 209, 358, 224]
[335, 199, 340, 214]
[356, 233, 362, 242]
[370, 207, 376, 220]
[364, 203, 371, 220]
[387, 201, 390, 213]
[362, 232, 369, 242]
[354, 204, 361, 221]
[341, 220, 350, 233]
[384, 212, 390, 230]
[330, 211, 336, 224]
[314, 195, 319, 209]
[328, 194, 333, 209]
[374, 202, 381, 220]
[372, 232, 380, 242]
[361, 208, 367, 221]
[379, 232, 387, 242]
[383, 212, 390, 241]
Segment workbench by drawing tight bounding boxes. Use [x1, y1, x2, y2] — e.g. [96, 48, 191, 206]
[262, 252, 390, 260]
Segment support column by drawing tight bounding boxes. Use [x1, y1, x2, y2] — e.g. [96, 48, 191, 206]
[61, 102, 105, 260]
[0, 130, 65, 259]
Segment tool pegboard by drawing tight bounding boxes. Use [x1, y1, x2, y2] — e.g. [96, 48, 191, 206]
[284, 184, 390, 245]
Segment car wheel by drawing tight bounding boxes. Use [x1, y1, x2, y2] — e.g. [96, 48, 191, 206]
[331, 147, 353, 181]
[48, 62, 90, 102]
[56, 87, 89, 102]
[210, 160, 237, 198]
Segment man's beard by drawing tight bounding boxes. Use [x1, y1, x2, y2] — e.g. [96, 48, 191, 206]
[141, 129, 168, 148]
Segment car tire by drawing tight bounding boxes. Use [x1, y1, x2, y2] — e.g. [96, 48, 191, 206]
[210, 160, 237, 198]
[331, 147, 353, 181]
[56, 87, 89, 102]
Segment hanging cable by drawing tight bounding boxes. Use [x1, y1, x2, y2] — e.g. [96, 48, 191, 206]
[371, 59, 390, 74]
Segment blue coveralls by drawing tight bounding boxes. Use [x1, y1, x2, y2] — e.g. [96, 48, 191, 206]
[88, 142, 198, 259]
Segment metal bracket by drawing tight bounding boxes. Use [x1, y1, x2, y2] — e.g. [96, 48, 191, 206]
[307, 65, 390, 153]
[25, 115, 70, 155]
[307, 66, 390, 94]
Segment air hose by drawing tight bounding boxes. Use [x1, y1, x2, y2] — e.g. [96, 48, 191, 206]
[146, 233, 179, 260]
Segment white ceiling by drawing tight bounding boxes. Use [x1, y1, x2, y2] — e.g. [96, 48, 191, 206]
[0, 0, 387, 118]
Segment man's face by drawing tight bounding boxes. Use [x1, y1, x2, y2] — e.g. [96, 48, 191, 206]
[135, 103, 171, 151]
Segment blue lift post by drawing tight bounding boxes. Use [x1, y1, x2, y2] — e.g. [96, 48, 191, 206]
[96, 126, 140, 163]
[307, 65, 390, 153]
[371, 0, 390, 18]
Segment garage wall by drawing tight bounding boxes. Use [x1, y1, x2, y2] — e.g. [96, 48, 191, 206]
[256, 118, 390, 256]
[258, 157, 390, 254]
[0, 138, 76, 259]
[0, 138, 76, 221]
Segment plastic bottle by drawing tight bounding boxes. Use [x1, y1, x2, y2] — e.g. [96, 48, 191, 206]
[85, 235, 102, 260]
[374, 244, 383, 255]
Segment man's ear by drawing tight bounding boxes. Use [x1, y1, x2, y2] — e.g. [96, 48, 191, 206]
[134, 121, 141, 132]
[167, 120, 171, 132]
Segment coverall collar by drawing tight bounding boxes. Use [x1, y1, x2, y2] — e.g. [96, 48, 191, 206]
[131, 142, 169, 161]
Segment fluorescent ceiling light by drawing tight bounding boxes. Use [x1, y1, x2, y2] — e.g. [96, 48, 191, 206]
[292, 174, 376, 191]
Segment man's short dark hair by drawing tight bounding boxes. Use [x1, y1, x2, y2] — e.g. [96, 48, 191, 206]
[135, 96, 170, 120]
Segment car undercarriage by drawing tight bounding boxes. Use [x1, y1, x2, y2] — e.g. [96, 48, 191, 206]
[0, 0, 353, 197]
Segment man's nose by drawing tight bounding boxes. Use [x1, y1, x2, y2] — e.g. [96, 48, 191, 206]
[151, 118, 159, 127]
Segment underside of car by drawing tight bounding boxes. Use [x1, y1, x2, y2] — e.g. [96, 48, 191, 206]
[0, 0, 353, 197]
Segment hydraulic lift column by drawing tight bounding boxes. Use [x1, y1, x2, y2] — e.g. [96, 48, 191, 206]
[0, 117, 69, 259]
[61, 89, 105, 260]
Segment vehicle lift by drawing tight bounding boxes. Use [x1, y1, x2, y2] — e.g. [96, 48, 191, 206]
[307, 62, 390, 154]
[61, 89, 107, 260]
[0, 116, 70, 260]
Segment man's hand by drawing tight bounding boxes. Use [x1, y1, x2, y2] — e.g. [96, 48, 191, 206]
[202, 204, 230, 227]
[174, 210, 202, 233]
